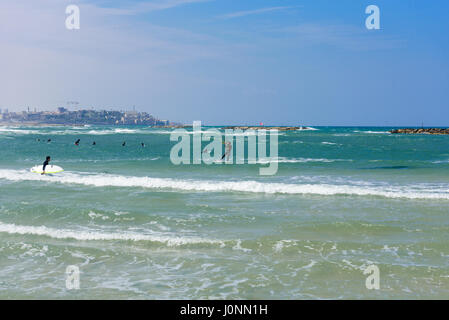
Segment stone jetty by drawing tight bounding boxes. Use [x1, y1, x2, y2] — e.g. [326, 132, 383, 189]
[390, 128, 449, 135]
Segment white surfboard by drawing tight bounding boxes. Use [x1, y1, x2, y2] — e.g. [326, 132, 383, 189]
[30, 165, 64, 174]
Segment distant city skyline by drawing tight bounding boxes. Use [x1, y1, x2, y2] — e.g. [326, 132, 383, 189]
[0, 105, 149, 113]
[0, 107, 170, 126]
[1, 0, 448, 126]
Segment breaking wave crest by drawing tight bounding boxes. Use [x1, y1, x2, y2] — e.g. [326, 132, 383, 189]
[0, 169, 448, 200]
[0, 221, 222, 246]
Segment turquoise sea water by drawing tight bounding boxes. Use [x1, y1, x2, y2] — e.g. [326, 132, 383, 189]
[0, 125, 448, 299]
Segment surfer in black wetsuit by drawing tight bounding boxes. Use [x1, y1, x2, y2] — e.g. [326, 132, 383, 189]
[122, 141, 126, 146]
[75, 139, 80, 146]
[42, 156, 51, 175]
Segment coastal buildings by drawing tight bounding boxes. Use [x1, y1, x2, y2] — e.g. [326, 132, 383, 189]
[0, 108, 169, 126]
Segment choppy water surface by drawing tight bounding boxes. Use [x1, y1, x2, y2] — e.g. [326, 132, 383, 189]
[0, 125, 448, 299]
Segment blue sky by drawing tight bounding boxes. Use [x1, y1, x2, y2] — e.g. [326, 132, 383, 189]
[0, 0, 448, 125]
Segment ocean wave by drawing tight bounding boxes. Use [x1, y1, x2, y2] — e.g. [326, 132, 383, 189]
[0, 127, 140, 135]
[0, 127, 287, 136]
[0, 127, 177, 136]
[0, 128, 285, 137]
[85, 128, 140, 135]
[0, 221, 222, 246]
[0, 169, 448, 200]
[353, 130, 389, 134]
[274, 157, 351, 163]
[182, 130, 285, 136]
[252, 157, 343, 164]
[321, 142, 339, 145]
[296, 127, 319, 131]
[0, 128, 42, 135]
[432, 159, 449, 164]
[60, 157, 161, 163]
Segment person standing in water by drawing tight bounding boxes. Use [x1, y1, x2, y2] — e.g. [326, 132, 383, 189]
[42, 156, 51, 175]
[221, 141, 232, 161]
[75, 139, 80, 146]
[122, 141, 126, 146]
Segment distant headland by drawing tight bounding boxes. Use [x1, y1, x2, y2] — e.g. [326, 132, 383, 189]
[390, 128, 449, 135]
[0, 107, 171, 126]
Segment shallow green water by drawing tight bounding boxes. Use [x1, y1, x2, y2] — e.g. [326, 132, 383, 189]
[0, 125, 448, 299]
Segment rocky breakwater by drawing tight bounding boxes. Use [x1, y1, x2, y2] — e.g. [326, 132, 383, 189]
[390, 128, 449, 135]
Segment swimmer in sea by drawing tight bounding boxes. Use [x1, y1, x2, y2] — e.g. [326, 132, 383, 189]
[75, 139, 80, 146]
[122, 141, 126, 146]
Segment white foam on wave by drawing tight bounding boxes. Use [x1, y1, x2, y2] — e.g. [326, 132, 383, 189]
[0, 127, 161, 136]
[0, 127, 286, 136]
[0, 169, 448, 200]
[0, 127, 42, 135]
[321, 142, 339, 145]
[353, 130, 389, 134]
[255, 157, 344, 164]
[61, 157, 161, 163]
[273, 157, 351, 163]
[85, 128, 139, 135]
[296, 127, 319, 131]
[432, 159, 449, 164]
[0, 221, 222, 246]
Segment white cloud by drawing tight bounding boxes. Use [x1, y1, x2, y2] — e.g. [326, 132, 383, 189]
[0, 0, 226, 112]
[94, 0, 211, 16]
[219, 6, 294, 19]
[280, 23, 405, 51]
